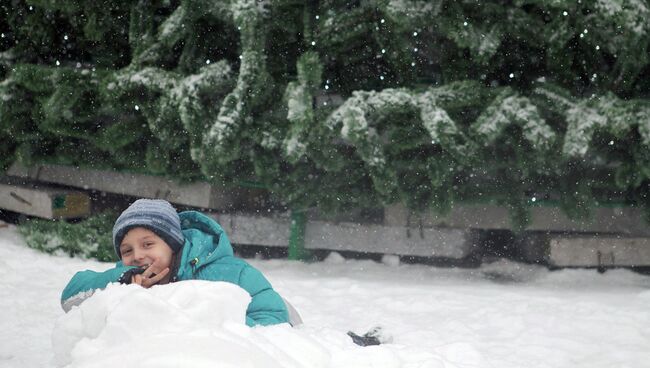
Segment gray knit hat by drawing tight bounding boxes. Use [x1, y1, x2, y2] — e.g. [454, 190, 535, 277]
[112, 199, 185, 258]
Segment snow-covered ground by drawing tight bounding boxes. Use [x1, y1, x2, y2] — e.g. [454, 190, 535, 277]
[1, 224, 649, 368]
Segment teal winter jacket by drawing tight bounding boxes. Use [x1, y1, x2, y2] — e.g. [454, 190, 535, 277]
[61, 211, 289, 327]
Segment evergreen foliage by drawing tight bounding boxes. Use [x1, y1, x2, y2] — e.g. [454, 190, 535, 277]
[18, 211, 118, 262]
[1, 0, 649, 228]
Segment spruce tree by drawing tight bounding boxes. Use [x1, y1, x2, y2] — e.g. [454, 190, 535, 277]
[1, 0, 649, 228]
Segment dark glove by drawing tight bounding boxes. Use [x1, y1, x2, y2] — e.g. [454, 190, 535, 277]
[347, 331, 381, 347]
[118, 267, 145, 284]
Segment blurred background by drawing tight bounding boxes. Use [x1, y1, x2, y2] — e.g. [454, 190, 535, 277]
[1, 0, 649, 269]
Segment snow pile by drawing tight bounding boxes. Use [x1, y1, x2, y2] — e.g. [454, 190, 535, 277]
[53, 281, 315, 368]
[2, 225, 650, 368]
[52, 280, 443, 368]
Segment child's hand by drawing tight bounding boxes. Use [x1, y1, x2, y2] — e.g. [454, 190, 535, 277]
[131, 261, 170, 288]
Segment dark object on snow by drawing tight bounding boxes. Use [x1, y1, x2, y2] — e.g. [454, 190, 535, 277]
[347, 331, 381, 346]
[117, 267, 146, 284]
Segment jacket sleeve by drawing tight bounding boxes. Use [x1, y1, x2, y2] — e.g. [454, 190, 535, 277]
[238, 265, 289, 327]
[60, 264, 135, 313]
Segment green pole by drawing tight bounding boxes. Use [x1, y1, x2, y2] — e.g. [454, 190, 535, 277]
[288, 209, 310, 260]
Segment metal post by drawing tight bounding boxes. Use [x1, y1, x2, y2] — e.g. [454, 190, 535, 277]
[288, 210, 310, 260]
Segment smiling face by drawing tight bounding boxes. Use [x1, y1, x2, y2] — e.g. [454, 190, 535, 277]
[119, 227, 174, 275]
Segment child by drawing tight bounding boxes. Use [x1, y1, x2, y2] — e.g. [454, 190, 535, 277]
[61, 199, 296, 327]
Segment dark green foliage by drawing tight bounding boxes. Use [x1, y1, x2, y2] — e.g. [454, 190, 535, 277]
[1, 0, 649, 230]
[18, 211, 118, 262]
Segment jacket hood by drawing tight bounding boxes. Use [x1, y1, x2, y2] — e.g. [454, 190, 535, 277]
[176, 211, 234, 279]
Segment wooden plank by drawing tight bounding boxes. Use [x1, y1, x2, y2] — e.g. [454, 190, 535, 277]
[385, 203, 510, 229]
[7, 163, 260, 210]
[516, 233, 650, 267]
[210, 213, 291, 247]
[304, 221, 477, 258]
[0, 177, 90, 219]
[208, 212, 476, 258]
[384, 203, 650, 236]
[548, 237, 650, 267]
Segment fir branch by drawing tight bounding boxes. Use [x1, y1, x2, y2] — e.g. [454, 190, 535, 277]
[473, 89, 555, 151]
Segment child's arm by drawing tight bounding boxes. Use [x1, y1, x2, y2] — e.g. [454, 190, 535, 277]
[60, 265, 136, 312]
[238, 266, 290, 326]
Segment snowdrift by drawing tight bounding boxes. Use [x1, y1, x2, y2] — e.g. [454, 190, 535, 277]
[52, 281, 445, 368]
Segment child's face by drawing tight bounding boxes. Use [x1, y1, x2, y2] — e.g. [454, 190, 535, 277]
[119, 227, 173, 271]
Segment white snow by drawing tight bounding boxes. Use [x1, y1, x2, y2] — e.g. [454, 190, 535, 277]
[381, 254, 401, 267]
[385, 0, 440, 18]
[1, 225, 650, 368]
[418, 91, 460, 145]
[158, 6, 186, 39]
[474, 92, 555, 149]
[206, 50, 264, 147]
[595, 0, 649, 36]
